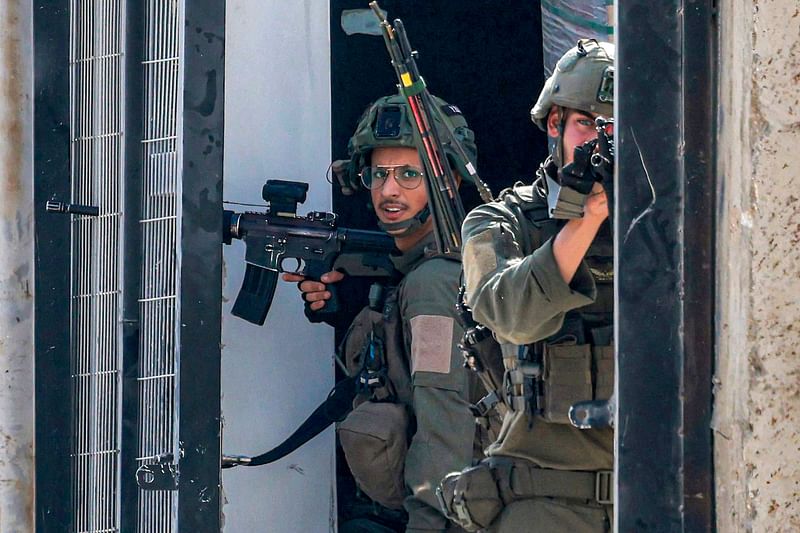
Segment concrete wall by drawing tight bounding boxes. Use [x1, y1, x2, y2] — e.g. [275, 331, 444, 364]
[221, 2, 335, 532]
[0, 1, 35, 531]
[714, 1, 800, 531]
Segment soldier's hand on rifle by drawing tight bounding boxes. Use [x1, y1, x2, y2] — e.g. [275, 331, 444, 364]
[282, 271, 346, 311]
[584, 181, 609, 222]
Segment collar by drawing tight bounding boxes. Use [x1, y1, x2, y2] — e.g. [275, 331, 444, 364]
[389, 231, 439, 275]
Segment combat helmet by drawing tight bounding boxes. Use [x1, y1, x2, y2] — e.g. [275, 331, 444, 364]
[336, 93, 479, 236]
[531, 38, 614, 137]
[345, 92, 478, 193]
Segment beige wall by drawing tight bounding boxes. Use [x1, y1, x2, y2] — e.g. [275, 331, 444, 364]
[715, 0, 800, 531]
[0, 0, 35, 530]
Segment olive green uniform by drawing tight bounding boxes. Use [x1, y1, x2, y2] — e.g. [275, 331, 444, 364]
[388, 233, 478, 532]
[458, 181, 613, 532]
[340, 90, 486, 533]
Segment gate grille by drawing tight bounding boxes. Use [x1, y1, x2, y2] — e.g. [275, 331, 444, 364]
[136, 0, 183, 531]
[69, 0, 124, 532]
[51, 0, 218, 530]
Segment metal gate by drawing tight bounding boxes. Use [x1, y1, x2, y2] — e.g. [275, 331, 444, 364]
[68, 1, 127, 530]
[34, 1, 225, 531]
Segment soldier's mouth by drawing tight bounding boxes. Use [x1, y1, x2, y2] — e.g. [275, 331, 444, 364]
[379, 202, 408, 220]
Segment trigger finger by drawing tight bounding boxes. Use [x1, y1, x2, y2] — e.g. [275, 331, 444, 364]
[299, 280, 326, 293]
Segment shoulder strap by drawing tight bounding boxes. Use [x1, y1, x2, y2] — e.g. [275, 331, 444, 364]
[222, 376, 358, 468]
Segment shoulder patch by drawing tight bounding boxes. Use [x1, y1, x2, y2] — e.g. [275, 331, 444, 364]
[409, 315, 454, 374]
[440, 104, 463, 117]
[462, 229, 498, 293]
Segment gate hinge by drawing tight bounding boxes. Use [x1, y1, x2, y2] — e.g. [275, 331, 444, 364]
[136, 453, 179, 490]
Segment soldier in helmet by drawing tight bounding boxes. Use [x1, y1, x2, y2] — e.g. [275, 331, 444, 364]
[437, 40, 615, 532]
[284, 93, 493, 533]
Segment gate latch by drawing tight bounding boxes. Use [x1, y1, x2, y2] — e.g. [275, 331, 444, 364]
[136, 453, 179, 490]
[45, 199, 100, 216]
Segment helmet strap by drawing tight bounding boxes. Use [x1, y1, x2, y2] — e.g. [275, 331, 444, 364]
[547, 136, 559, 163]
[377, 205, 431, 237]
[552, 107, 567, 168]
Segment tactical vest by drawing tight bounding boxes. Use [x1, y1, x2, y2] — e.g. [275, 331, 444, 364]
[337, 284, 412, 511]
[437, 182, 615, 532]
[338, 257, 501, 511]
[456, 286, 508, 436]
[499, 181, 614, 423]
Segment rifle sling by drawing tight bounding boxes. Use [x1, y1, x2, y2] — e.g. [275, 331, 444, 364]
[238, 375, 358, 467]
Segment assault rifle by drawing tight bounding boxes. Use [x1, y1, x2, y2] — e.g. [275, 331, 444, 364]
[370, 2, 493, 253]
[545, 116, 615, 219]
[223, 179, 399, 325]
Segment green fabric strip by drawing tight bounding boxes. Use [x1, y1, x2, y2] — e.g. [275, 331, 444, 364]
[401, 79, 426, 97]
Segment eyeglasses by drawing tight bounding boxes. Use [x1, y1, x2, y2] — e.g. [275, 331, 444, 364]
[360, 164, 425, 190]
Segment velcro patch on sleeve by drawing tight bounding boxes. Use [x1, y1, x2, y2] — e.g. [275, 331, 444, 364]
[409, 315, 454, 375]
[440, 104, 462, 117]
[462, 229, 498, 292]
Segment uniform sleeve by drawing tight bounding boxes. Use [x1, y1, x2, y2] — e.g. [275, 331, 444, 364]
[400, 259, 466, 391]
[398, 259, 476, 531]
[461, 201, 596, 345]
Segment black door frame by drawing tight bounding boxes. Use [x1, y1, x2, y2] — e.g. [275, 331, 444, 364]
[616, 1, 717, 531]
[33, 1, 73, 529]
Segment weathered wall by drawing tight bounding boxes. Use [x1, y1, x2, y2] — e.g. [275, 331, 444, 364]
[715, 1, 800, 531]
[0, 0, 35, 531]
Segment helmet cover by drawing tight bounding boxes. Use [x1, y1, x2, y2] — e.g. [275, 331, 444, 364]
[345, 93, 478, 191]
[531, 39, 615, 131]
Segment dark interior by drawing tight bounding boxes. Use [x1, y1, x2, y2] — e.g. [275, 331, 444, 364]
[329, 1, 545, 527]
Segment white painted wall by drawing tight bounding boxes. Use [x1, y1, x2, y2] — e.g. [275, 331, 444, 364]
[715, 1, 800, 531]
[0, 1, 35, 531]
[221, 2, 335, 532]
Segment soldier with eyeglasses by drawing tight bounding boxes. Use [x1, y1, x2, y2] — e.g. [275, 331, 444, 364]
[284, 93, 491, 533]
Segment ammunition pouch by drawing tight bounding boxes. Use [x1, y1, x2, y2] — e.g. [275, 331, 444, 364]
[437, 457, 613, 532]
[502, 338, 614, 423]
[340, 286, 412, 407]
[339, 401, 411, 510]
[438, 462, 503, 532]
[337, 284, 414, 509]
[542, 343, 592, 424]
[541, 342, 615, 424]
[593, 345, 614, 401]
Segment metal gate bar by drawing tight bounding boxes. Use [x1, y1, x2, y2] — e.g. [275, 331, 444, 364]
[69, 0, 125, 531]
[136, 0, 183, 530]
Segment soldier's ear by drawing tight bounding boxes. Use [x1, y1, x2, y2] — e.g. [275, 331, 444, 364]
[546, 107, 561, 137]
